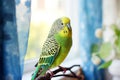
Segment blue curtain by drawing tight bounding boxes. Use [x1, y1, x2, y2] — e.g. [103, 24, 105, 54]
[79, 0, 105, 80]
[0, 0, 31, 80]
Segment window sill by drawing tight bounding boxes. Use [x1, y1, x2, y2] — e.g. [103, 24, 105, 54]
[22, 58, 81, 80]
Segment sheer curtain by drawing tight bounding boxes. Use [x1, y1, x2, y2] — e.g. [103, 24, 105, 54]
[0, 0, 31, 80]
[79, 0, 105, 80]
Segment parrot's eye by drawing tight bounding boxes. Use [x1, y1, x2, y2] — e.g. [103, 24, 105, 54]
[61, 23, 63, 25]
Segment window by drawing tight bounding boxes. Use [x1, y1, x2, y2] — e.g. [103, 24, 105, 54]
[25, 0, 67, 60]
[23, 0, 80, 79]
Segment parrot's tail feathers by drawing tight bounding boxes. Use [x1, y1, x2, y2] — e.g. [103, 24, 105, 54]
[35, 62, 38, 67]
[31, 65, 49, 80]
[31, 65, 42, 80]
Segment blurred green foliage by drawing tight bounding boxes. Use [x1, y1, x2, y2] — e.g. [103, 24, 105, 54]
[92, 24, 120, 69]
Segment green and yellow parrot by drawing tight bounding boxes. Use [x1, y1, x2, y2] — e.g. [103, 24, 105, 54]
[31, 17, 72, 80]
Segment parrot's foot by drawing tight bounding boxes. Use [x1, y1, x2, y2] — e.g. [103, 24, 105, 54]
[58, 66, 67, 74]
[46, 69, 54, 78]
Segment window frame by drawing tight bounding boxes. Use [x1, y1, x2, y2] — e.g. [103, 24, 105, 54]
[22, 0, 80, 79]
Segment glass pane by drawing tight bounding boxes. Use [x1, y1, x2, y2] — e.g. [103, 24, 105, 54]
[25, 0, 66, 60]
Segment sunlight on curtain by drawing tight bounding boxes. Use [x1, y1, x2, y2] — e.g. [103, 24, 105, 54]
[15, 0, 31, 73]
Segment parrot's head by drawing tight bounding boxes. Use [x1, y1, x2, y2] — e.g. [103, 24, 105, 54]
[48, 17, 72, 38]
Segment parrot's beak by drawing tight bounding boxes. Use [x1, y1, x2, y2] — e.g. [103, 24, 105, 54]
[67, 23, 71, 30]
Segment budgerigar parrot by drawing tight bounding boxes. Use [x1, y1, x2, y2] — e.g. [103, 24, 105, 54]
[31, 17, 72, 80]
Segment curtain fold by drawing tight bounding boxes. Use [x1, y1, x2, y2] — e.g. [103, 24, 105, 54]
[79, 0, 105, 80]
[15, 0, 31, 74]
[0, 0, 31, 80]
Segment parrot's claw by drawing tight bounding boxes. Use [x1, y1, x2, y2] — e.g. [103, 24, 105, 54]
[58, 66, 67, 74]
[46, 69, 54, 78]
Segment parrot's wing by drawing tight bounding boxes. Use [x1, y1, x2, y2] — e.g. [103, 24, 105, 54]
[38, 37, 60, 67]
[32, 37, 60, 78]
